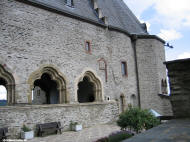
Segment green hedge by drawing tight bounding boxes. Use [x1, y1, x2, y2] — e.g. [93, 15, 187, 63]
[117, 107, 160, 133]
[95, 131, 133, 142]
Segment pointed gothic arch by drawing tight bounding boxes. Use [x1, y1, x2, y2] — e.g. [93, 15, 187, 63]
[77, 71, 102, 102]
[28, 66, 67, 104]
[120, 94, 126, 113]
[130, 94, 136, 107]
[0, 65, 15, 105]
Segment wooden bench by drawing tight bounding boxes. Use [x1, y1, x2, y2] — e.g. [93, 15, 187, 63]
[0, 127, 9, 140]
[36, 122, 63, 137]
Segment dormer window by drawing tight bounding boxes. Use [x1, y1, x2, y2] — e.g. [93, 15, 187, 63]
[66, 0, 74, 7]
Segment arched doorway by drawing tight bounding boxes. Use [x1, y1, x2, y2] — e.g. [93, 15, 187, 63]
[130, 94, 136, 107]
[28, 66, 67, 104]
[77, 71, 102, 103]
[0, 65, 15, 105]
[78, 76, 95, 103]
[32, 73, 59, 104]
[120, 94, 126, 113]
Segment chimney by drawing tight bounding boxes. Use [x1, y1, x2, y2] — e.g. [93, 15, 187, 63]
[101, 16, 108, 25]
[95, 8, 103, 19]
[92, 0, 98, 9]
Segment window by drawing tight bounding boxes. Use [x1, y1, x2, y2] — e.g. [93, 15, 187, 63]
[85, 41, 91, 53]
[161, 79, 168, 94]
[121, 61, 128, 76]
[66, 0, 74, 7]
[77, 71, 102, 103]
[0, 65, 15, 105]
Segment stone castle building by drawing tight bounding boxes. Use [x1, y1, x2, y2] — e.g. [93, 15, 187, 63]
[0, 0, 172, 137]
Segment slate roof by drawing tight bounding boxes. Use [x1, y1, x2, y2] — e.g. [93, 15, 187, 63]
[24, 0, 147, 34]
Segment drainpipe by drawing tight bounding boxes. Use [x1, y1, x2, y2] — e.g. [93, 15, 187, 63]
[131, 35, 141, 108]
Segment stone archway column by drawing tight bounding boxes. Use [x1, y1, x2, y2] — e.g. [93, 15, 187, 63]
[96, 89, 102, 101]
[6, 84, 15, 105]
[6, 84, 11, 105]
[58, 88, 63, 104]
[59, 87, 67, 104]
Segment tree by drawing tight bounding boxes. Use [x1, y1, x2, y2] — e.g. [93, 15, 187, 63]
[117, 107, 160, 133]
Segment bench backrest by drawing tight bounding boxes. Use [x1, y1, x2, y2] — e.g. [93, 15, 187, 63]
[37, 122, 61, 130]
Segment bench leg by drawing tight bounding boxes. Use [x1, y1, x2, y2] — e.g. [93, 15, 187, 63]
[38, 131, 43, 137]
[59, 129, 62, 134]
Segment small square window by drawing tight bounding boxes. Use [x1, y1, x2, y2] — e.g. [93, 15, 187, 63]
[85, 41, 91, 53]
[121, 61, 128, 76]
[66, 0, 74, 7]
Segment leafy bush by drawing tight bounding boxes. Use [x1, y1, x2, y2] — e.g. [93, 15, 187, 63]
[95, 131, 133, 142]
[95, 137, 108, 142]
[108, 131, 133, 142]
[117, 107, 160, 133]
[21, 124, 31, 132]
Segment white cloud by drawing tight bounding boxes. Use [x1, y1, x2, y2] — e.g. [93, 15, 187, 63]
[177, 52, 190, 59]
[124, 0, 190, 30]
[158, 29, 182, 41]
[153, 0, 190, 29]
[123, 0, 155, 17]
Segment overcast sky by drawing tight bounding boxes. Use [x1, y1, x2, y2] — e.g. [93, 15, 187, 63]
[124, 0, 190, 61]
[0, 86, 7, 100]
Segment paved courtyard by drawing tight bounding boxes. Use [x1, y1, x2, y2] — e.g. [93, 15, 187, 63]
[123, 119, 190, 142]
[27, 119, 190, 142]
[28, 124, 120, 142]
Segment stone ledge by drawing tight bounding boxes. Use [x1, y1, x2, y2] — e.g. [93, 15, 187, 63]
[0, 101, 117, 110]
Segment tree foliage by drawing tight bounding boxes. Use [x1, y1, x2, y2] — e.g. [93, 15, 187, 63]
[117, 107, 160, 133]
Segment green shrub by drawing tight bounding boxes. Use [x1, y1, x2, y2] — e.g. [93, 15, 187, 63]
[21, 124, 31, 132]
[95, 131, 133, 142]
[108, 131, 132, 142]
[117, 107, 160, 133]
[95, 137, 109, 142]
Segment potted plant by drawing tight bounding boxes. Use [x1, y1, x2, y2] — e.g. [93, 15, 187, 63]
[20, 124, 34, 139]
[70, 121, 82, 131]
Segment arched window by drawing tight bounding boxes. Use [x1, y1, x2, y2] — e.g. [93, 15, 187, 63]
[32, 73, 59, 104]
[130, 94, 136, 107]
[0, 65, 15, 105]
[78, 77, 95, 103]
[120, 94, 126, 113]
[28, 66, 67, 104]
[98, 58, 107, 82]
[77, 71, 102, 103]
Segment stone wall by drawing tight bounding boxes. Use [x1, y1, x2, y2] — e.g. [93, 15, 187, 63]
[0, 102, 119, 138]
[166, 59, 190, 118]
[135, 38, 173, 115]
[0, 0, 138, 105]
[0, 0, 173, 138]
